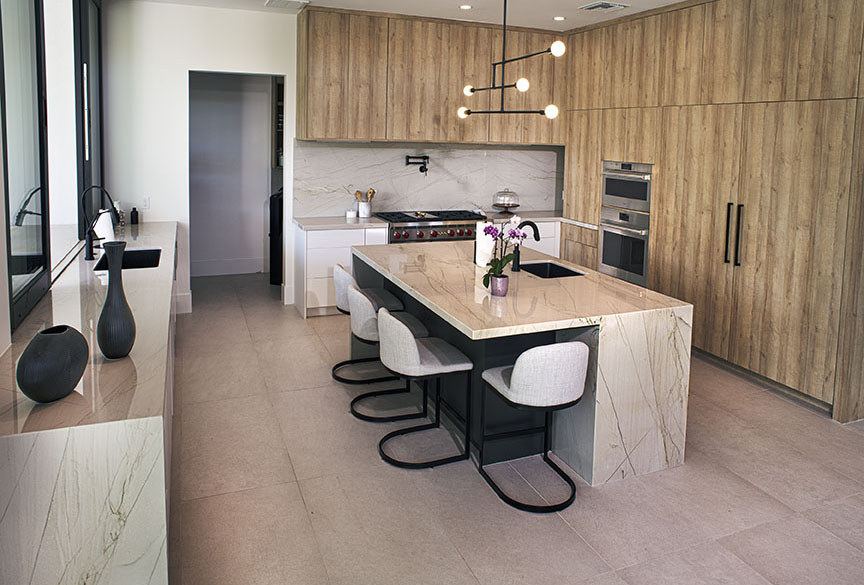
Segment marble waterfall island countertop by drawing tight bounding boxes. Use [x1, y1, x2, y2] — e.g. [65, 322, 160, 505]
[351, 240, 694, 486]
[350, 241, 690, 340]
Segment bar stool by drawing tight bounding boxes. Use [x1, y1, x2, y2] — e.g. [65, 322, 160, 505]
[333, 264, 402, 315]
[347, 284, 431, 423]
[331, 264, 404, 385]
[376, 308, 474, 469]
[477, 341, 589, 513]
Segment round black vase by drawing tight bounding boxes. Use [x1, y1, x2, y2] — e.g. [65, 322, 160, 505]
[97, 241, 136, 359]
[16, 325, 89, 403]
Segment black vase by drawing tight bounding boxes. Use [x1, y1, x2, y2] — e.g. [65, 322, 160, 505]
[97, 241, 136, 359]
[16, 325, 89, 403]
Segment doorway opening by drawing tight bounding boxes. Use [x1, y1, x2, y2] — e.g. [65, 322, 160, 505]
[188, 71, 284, 286]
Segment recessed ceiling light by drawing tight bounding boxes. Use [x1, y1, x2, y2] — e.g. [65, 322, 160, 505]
[460, 5, 472, 10]
[554, 16, 566, 21]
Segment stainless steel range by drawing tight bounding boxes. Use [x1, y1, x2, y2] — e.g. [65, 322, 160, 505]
[375, 210, 486, 243]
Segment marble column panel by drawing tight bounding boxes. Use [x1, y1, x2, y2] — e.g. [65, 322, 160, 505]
[553, 306, 693, 485]
[0, 417, 167, 585]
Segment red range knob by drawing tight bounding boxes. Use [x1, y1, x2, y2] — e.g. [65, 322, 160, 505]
[448, 230, 456, 237]
[417, 231, 425, 238]
[457, 229, 465, 236]
[402, 231, 409, 239]
[393, 231, 401, 239]
[430, 230, 438, 238]
[465, 229, 473, 236]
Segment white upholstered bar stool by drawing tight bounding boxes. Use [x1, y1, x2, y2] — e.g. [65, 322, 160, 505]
[478, 341, 589, 513]
[347, 284, 431, 422]
[376, 308, 474, 469]
[331, 264, 404, 385]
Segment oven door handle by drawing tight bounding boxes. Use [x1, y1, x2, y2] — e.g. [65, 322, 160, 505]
[602, 171, 652, 181]
[601, 223, 649, 237]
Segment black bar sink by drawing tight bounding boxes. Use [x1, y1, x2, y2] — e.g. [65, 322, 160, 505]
[93, 248, 162, 271]
[520, 262, 585, 279]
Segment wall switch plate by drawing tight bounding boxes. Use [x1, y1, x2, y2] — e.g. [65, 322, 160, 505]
[142, 196, 150, 210]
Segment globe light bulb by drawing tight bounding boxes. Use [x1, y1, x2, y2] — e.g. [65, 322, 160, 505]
[457, 107, 470, 119]
[544, 104, 559, 119]
[515, 77, 530, 92]
[550, 40, 566, 57]
[463, 84, 474, 97]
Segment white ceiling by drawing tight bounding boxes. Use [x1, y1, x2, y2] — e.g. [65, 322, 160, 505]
[138, 0, 683, 32]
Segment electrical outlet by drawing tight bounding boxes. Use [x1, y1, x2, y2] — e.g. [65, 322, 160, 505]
[142, 196, 150, 210]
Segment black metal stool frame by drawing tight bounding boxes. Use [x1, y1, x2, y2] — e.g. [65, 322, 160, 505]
[331, 333, 399, 386]
[378, 370, 472, 469]
[477, 382, 582, 513]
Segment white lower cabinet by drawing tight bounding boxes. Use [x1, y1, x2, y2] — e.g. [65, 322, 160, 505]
[295, 227, 389, 317]
[519, 221, 561, 259]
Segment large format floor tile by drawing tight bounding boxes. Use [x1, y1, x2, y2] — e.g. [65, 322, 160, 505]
[180, 483, 328, 585]
[181, 394, 295, 500]
[718, 515, 864, 585]
[300, 470, 480, 585]
[171, 275, 864, 585]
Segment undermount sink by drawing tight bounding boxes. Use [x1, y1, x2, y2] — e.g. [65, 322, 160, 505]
[93, 248, 162, 271]
[519, 262, 585, 279]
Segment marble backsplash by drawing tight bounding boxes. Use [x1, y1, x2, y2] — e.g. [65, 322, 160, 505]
[293, 141, 562, 217]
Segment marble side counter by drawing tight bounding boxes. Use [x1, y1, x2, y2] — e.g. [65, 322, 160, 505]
[293, 216, 388, 231]
[0, 222, 177, 585]
[352, 241, 693, 486]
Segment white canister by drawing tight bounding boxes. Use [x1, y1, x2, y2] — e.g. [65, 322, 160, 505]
[358, 201, 372, 218]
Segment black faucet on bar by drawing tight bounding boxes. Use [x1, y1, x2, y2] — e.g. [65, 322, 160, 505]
[80, 185, 121, 260]
[511, 220, 540, 272]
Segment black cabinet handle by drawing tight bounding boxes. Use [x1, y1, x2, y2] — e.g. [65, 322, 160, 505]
[734, 204, 743, 266]
[724, 202, 733, 263]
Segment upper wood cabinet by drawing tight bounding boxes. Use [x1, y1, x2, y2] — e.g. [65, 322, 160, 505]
[444, 25, 493, 143]
[744, 0, 864, 102]
[297, 11, 388, 140]
[701, 0, 749, 104]
[600, 107, 659, 164]
[731, 99, 856, 403]
[567, 29, 605, 110]
[651, 104, 742, 358]
[488, 30, 565, 144]
[386, 19, 451, 141]
[346, 15, 389, 140]
[659, 5, 704, 106]
[602, 16, 661, 108]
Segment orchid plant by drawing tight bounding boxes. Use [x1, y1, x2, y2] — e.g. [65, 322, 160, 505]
[482, 216, 527, 288]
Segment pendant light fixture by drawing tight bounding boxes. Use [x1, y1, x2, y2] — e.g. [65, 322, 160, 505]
[458, 0, 565, 119]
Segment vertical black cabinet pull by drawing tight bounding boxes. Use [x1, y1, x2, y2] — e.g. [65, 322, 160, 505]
[724, 202, 733, 263]
[734, 204, 744, 266]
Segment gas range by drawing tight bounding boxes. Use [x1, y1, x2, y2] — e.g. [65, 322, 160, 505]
[375, 210, 487, 243]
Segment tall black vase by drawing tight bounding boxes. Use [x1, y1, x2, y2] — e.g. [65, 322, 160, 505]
[97, 241, 136, 359]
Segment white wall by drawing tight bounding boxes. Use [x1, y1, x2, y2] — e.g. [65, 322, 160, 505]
[189, 72, 272, 277]
[102, 0, 297, 311]
[42, 0, 78, 227]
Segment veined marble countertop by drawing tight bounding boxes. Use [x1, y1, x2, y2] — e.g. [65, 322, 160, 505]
[0, 222, 177, 437]
[294, 210, 597, 231]
[352, 241, 689, 340]
[293, 216, 388, 230]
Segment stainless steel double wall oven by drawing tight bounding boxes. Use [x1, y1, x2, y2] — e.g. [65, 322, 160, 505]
[598, 161, 653, 286]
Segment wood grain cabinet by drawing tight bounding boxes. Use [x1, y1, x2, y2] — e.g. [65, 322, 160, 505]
[563, 110, 602, 226]
[297, 11, 388, 140]
[651, 104, 742, 358]
[560, 223, 598, 269]
[730, 99, 856, 403]
[659, 5, 705, 106]
[488, 30, 565, 145]
[701, 0, 749, 104]
[744, 0, 864, 102]
[567, 28, 605, 110]
[600, 107, 659, 164]
[602, 16, 661, 108]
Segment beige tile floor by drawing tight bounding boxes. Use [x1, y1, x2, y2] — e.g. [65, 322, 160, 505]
[170, 274, 864, 585]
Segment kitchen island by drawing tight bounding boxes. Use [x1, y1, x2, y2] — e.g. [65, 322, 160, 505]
[351, 241, 693, 486]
